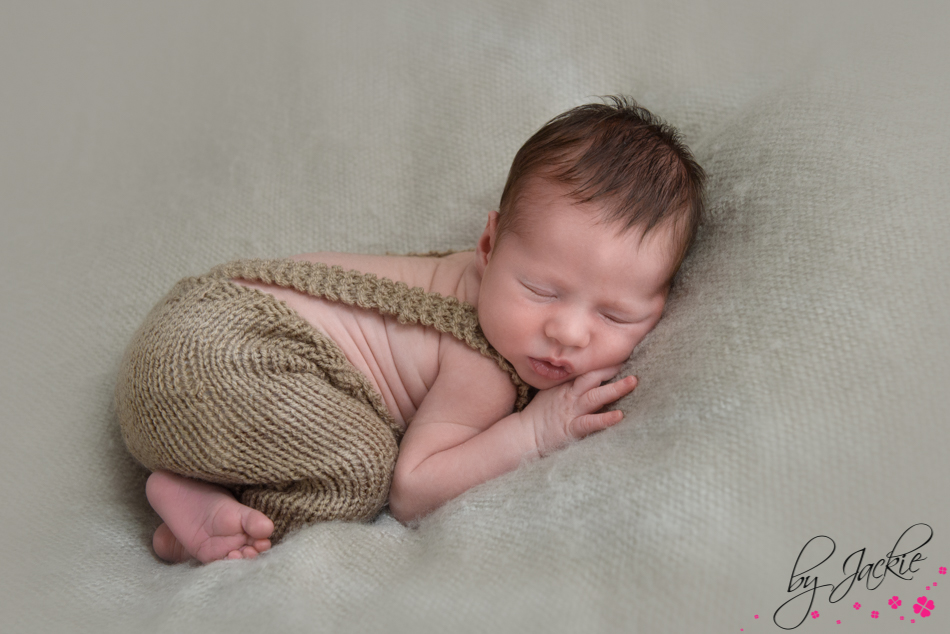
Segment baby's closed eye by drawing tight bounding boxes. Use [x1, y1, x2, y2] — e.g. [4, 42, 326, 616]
[522, 282, 556, 298]
[600, 310, 651, 325]
[601, 313, 630, 324]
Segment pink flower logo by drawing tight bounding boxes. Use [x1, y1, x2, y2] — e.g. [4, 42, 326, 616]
[889, 596, 902, 609]
[853, 602, 861, 610]
[913, 596, 935, 618]
[940, 566, 947, 574]
[871, 611, 879, 619]
[811, 611, 820, 619]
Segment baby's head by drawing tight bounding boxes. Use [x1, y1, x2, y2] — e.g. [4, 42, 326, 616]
[475, 96, 706, 389]
[497, 96, 705, 274]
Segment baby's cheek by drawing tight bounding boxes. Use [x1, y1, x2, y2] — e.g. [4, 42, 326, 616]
[499, 304, 534, 341]
[481, 313, 522, 363]
[606, 332, 642, 363]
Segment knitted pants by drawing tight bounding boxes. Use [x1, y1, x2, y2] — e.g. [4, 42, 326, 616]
[115, 273, 402, 541]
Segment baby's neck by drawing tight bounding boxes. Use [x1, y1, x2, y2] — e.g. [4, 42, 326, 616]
[413, 250, 482, 308]
[446, 251, 482, 307]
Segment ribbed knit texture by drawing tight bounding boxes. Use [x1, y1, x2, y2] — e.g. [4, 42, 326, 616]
[115, 259, 529, 540]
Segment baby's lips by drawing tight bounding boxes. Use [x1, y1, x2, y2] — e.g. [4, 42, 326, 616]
[545, 358, 575, 374]
[529, 357, 573, 381]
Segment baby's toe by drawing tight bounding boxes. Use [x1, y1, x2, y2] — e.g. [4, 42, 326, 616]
[244, 510, 275, 540]
[153, 523, 190, 563]
[252, 538, 272, 553]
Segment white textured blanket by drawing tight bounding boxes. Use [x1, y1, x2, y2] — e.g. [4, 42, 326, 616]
[2, 1, 948, 632]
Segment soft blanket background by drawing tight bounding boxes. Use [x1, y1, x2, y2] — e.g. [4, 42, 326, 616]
[2, 1, 948, 632]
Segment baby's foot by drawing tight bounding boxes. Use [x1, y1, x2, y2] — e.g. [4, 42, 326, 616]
[146, 471, 274, 564]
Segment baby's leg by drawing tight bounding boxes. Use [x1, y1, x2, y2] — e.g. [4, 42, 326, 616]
[146, 471, 274, 564]
[118, 275, 398, 549]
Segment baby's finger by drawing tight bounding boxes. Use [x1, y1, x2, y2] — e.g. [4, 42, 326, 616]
[572, 364, 624, 394]
[569, 410, 624, 440]
[580, 375, 638, 413]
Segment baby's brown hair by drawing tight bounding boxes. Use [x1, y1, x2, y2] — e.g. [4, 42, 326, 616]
[498, 96, 706, 274]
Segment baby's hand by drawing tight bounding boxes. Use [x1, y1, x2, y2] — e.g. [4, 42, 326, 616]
[525, 365, 638, 458]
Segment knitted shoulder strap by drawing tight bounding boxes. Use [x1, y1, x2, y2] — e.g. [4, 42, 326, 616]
[209, 258, 531, 411]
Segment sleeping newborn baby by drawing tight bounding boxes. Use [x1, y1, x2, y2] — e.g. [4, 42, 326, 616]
[115, 96, 705, 563]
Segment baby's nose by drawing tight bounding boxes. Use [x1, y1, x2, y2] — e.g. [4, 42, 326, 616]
[545, 310, 590, 348]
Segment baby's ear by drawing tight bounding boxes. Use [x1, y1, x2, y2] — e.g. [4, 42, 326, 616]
[475, 211, 500, 274]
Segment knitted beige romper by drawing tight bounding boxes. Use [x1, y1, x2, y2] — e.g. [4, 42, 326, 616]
[115, 258, 530, 541]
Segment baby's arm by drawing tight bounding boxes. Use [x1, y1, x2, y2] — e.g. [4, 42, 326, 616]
[388, 340, 637, 523]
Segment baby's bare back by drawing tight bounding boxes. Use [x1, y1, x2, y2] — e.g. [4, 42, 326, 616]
[231, 250, 491, 431]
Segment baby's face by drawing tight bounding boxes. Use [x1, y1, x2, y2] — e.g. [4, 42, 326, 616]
[476, 178, 677, 390]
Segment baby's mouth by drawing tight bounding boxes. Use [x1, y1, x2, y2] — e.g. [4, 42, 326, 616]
[529, 357, 573, 381]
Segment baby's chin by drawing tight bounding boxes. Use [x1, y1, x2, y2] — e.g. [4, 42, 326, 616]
[520, 376, 568, 391]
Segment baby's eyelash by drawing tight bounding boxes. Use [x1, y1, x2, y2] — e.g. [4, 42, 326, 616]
[602, 313, 634, 325]
[522, 283, 554, 297]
